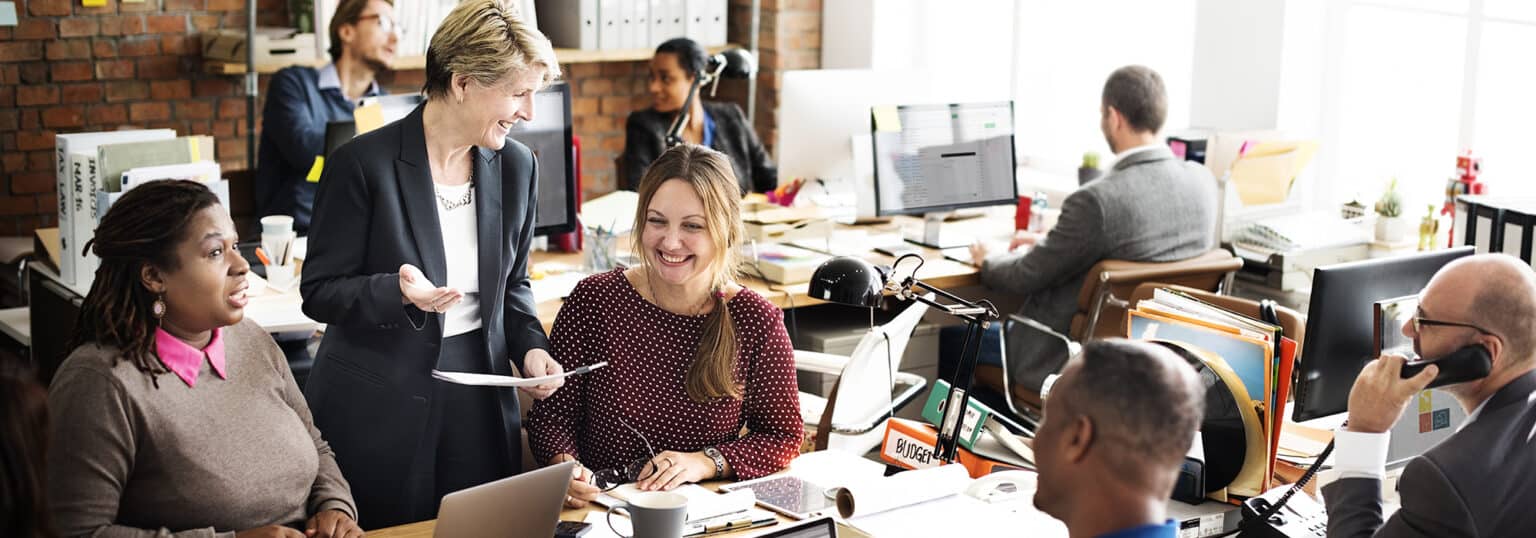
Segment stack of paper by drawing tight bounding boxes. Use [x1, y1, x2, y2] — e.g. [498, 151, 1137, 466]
[1235, 213, 1368, 252]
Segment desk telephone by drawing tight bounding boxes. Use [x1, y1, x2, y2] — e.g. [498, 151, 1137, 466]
[1241, 345, 1490, 537]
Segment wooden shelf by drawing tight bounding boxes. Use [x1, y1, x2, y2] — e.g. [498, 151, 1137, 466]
[202, 44, 738, 75]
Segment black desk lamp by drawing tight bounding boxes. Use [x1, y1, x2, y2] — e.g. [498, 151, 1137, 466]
[809, 254, 999, 462]
[665, 48, 757, 147]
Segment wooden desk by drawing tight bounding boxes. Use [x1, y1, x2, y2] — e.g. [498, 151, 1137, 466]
[369, 481, 802, 538]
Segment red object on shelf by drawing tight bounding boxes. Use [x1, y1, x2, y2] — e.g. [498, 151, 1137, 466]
[551, 135, 583, 252]
[1015, 195, 1032, 231]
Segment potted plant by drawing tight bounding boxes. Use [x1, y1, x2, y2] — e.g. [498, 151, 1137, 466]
[1375, 178, 1409, 243]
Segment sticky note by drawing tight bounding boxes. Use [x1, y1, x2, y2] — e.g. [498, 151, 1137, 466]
[0, 2, 17, 26]
[81, 0, 106, 6]
[353, 102, 385, 135]
[872, 105, 902, 133]
[307, 157, 324, 183]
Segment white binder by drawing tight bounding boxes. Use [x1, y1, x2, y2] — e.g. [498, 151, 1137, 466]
[705, 0, 727, 46]
[598, 0, 621, 50]
[534, 0, 599, 50]
[629, 0, 650, 49]
[684, 0, 709, 44]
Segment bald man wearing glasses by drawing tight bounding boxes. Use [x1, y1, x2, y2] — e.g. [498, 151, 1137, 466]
[1325, 254, 1536, 537]
[256, 0, 399, 233]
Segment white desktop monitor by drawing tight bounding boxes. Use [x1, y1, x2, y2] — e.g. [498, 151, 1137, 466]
[776, 69, 1007, 220]
[870, 101, 1018, 216]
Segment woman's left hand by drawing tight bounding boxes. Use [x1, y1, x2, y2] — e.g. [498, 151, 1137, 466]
[519, 348, 564, 400]
[635, 451, 714, 492]
[305, 509, 363, 538]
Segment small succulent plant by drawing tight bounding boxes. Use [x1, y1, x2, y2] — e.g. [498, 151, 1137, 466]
[1375, 178, 1403, 218]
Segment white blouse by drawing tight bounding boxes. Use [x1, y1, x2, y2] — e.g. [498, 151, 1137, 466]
[436, 182, 481, 337]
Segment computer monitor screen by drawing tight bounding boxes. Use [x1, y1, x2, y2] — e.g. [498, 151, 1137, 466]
[1292, 247, 1474, 422]
[510, 81, 577, 236]
[870, 101, 1018, 216]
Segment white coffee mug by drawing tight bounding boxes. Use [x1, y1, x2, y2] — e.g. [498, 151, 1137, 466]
[606, 491, 687, 538]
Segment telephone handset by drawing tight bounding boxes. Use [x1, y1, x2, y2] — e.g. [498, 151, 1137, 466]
[1401, 345, 1492, 389]
[963, 470, 1036, 505]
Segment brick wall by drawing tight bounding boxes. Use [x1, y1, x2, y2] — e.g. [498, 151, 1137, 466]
[0, 0, 821, 235]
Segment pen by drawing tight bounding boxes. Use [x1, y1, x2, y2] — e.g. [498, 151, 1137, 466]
[254, 247, 272, 266]
[568, 362, 609, 375]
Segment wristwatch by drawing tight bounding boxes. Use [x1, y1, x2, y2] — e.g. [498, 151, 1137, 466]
[702, 447, 726, 479]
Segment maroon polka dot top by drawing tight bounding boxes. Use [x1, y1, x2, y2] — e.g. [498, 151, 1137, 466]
[527, 269, 802, 480]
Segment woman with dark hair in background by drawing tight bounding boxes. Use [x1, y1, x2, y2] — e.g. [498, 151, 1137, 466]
[620, 37, 777, 195]
[47, 180, 360, 538]
[0, 367, 52, 538]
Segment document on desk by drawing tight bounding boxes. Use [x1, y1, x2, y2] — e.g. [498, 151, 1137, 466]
[846, 493, 1065, 537]
[431, 362, 606, 387]
[603, 483, 758, 523]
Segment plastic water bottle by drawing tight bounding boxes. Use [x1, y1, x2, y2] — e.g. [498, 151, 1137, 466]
[1029, 192, 1047, 232]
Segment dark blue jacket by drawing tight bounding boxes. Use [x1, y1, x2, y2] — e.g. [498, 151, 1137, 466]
[256, 65, 381, 232]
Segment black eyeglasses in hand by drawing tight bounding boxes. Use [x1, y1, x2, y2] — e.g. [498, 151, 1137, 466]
[590, 415, 658, 492]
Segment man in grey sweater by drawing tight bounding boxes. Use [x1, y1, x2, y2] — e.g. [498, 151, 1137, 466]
[957, 65, 1217, 401]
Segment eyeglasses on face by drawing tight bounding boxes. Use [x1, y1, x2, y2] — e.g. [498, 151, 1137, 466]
[355, 14, 403, 36]
[1412, 308, 1493, 336]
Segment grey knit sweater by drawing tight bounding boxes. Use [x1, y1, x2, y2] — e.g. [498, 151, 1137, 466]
[46, 318, 355, 538]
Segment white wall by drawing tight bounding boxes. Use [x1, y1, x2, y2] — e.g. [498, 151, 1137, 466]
[1189, 0, 1287, 130]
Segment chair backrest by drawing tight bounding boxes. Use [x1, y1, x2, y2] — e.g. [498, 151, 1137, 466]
[829, 295, 931, 425]
[1069, 249, 1243, 341]
[1128, 283, 1306, 352]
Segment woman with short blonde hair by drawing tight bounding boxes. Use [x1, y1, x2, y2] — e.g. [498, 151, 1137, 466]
[528, 145, 802, 508]
[302, 0, 566, 527]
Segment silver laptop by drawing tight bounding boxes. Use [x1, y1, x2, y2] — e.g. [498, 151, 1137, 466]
[433, 461, 576, 538]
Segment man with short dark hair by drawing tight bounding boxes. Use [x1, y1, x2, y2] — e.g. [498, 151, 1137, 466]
[1324, 254, 1536, 537]
[956, 65, 1217, 402]
[256, 0, 398, 232]
[1033, 339, 1205, 538]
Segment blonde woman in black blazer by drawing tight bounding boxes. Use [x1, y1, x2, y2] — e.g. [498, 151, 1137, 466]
[299, 0, 564, 528]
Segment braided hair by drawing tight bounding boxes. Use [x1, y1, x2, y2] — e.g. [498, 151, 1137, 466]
[65, 180, 221, 384]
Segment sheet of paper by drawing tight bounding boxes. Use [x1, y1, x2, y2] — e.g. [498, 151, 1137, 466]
[0, 3, 19, 26]
[606, 484, 755, 522]
[531, 271, 585, 303]
[583, 511, 626, 538]
[848, 494, 1063, 537]
[580, 190, 639, 234]
[353, 102, 386, 135]
[872, 105, 902, 132]
[431, 361, 606, 387]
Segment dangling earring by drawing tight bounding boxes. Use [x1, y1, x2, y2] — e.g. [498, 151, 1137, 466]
[152, 294, 166, 320]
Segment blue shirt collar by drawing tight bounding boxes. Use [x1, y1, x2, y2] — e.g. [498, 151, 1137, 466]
[701, 106, 717, 148]
[317, 63, 381, 97]
[1098, 519, 1178, 538]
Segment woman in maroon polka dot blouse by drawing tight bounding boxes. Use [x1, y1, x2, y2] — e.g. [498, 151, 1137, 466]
[527, 145, 802, 508]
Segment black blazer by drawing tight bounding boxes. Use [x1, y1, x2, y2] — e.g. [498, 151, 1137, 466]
[299, 104, 548, 527]
[1322, 371, 1536, 537]
[620, 101, 777, 195]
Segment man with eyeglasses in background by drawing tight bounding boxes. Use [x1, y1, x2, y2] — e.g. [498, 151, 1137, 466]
[1324, 254, 1536, 537]
[256, 0, 398, 233]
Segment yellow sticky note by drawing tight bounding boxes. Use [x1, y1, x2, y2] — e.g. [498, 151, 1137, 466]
[187, 137, 201, 162]
[82, 0, 106, 6]
[353, 102, 385, 135]
[307, 156, 324, 183]
[872, 105, 902, 133]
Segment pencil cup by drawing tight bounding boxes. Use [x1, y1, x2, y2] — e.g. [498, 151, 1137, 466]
[584, 228, 619, 272]
[261, 231, 297, 267]
[607, 491, 687, 538]
[260, 215, 294, 237]
[265, 263, 297, 292]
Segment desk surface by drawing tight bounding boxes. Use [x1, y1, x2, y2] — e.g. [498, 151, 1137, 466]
[369, 481, 798, 538]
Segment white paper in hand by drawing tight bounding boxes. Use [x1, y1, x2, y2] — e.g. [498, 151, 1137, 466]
[431, 362, 608, 387]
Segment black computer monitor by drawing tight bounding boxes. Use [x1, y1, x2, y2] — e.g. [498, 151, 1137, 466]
[319, 86, 577, 237]
[1291, 247, 1474, 422]
[510, 81, 577, 236]
[869, 100, 1018, 248]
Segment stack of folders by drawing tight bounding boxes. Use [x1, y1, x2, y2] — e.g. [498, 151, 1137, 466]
[1127, 288, 1298, 499]
[877, 379, 1034, 478]
[55, 131, 225, 296]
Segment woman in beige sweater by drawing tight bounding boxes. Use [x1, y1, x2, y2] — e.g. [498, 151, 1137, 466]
[46, 180, 360, 538]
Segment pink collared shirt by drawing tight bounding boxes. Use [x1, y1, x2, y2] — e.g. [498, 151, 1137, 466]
[154, 327, 227, 387]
